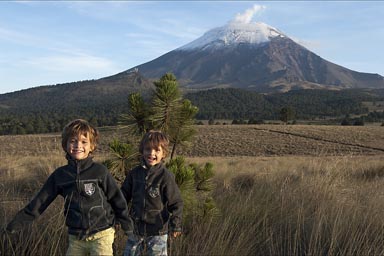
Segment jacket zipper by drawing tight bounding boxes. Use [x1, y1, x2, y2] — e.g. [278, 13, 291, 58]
[76, 162, 83, 231]
[144, 173, 148, 237]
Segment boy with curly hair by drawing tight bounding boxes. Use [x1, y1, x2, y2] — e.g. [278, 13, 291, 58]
[6, 119, 133, 255]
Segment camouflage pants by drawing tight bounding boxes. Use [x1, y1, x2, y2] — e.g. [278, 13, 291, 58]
[123, 234, 168, 256]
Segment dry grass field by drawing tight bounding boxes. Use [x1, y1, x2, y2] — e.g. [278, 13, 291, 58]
[182, 124, 384, 157]
[1, 124, 384, 255]
[1, 124, 384, 158]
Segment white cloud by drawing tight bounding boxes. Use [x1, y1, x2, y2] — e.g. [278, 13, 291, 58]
[231, 4, 266, 24]
[21, 53, 120, 73]
[0, 26, 81, 55]
[0, 26, 39, 45]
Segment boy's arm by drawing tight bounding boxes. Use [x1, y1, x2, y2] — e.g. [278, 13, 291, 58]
[164, 173, 183, 233]
[120, 170, 132, 203]
[103, 171, 134, 233]
[6, 173, 59, 233]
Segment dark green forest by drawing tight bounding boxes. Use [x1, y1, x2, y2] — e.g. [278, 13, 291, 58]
[185, 88, 382, 120]
[1, 85, 384, 135]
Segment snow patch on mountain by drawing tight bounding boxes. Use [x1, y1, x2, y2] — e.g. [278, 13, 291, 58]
[179, 22, 286, 51]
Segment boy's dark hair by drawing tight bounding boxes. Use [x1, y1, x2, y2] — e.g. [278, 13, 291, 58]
[139, 130, 170, 158]
[61, 119, 99, 153]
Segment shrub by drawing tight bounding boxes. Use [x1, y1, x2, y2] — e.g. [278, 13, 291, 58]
[341, 119, 351, 126]
[353, 119, 365, 126]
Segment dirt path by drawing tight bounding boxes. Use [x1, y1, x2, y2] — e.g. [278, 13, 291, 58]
[252, 127, 384, 153]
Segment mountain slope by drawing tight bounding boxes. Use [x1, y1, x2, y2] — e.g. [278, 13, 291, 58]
[125, 22, 384, 92]
[0, 71, 153, 113]
[0, 71, 154, 134]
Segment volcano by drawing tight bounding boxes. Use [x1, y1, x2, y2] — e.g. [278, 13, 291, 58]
[121, 21, 384, 93]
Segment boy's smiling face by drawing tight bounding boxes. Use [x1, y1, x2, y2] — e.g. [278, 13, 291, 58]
[143, 144, 165, 167]
[67, 133, 92, 160]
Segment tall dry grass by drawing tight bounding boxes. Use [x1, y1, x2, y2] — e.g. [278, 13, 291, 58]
[2, 152, 384, 255]
[170, 155, 384, 255]
[0, 153, 67, 255]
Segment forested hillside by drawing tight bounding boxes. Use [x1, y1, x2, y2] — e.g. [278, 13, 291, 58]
[184, 88, 276, 120]
[1, 85, 384, 135]
[0, 71, 154, 135]
[185, 88, 380, 120]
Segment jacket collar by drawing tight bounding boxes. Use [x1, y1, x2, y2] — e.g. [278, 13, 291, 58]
[66, 153, 94, 171]
[141, 158, 164, 173]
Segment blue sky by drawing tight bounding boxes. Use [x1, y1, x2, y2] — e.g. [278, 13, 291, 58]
[1, 1, 383, 94]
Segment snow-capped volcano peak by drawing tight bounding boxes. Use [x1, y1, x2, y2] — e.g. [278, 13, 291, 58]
[179, 22, 286, 51]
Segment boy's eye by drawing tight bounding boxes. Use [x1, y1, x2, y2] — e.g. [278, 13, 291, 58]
[144, 146, 161, 152]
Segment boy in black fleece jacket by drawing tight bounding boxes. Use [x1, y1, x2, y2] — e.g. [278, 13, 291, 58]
[6, 119, 133, 255]
[121, 130, 183, 256]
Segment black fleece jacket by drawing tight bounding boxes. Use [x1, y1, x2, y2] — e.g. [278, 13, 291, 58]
[6, 155, 133, 239]
[121, 161, 183, 236]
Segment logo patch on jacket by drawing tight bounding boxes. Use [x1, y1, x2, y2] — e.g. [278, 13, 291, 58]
[148, 186, 160, 198]
[84, 183, 96, 196]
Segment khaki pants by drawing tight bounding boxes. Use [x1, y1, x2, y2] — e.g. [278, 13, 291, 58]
[66, 227, 115, 256]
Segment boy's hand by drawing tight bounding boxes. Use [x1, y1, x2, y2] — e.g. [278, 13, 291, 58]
[170, 231, 182, 238]
[1, 227, 18, 241]
[114, 223, 121, 232]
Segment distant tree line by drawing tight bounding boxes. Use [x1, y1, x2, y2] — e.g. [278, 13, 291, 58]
[0, 104, 124, 135]
[1, 87, 383, 135]
[339, 110, 384, 126]
[185, 88, 377, 121]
